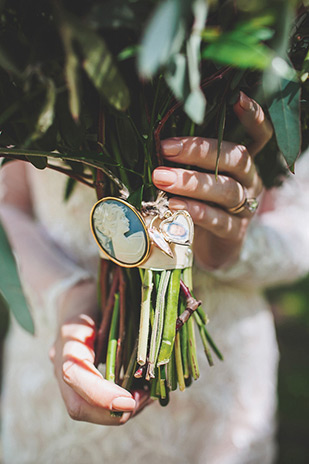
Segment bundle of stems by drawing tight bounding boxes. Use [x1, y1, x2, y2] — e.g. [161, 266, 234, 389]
[95, 259, 222, 406]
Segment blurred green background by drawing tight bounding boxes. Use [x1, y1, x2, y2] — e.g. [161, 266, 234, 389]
[0, 274, 309, 463]
[267, 275, 309, 464]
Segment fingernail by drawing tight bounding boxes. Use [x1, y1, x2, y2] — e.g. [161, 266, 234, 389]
[161, 139, 183, 156]
[239, 91, 253, 111]
[169, 198, 187, 210]
[153, 168, 177, 186]
[111, 397, 136, 411]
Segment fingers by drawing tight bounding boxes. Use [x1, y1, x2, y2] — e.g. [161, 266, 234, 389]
[169, 197, 249, 241]
[233, 92, 273, 156]
[160, 137, 260, 189]
[153, 167, 250, 210]
[50, 314, 136, 426]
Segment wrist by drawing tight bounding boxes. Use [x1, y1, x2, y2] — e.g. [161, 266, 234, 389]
[57, 278, 99, 325]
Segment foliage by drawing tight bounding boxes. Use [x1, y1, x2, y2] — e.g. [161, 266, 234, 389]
[0, 0, 308, 331]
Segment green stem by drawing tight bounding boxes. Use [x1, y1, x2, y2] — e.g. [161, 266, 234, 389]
[146, 270, 171, 380]
[122, 340, 138, 390]
[187, 316, 200, 380]
[137, 269, 153, 365]
[110, 131, 131, 190]
[204, 326, 224, 361]
[194, 312, 214, 367]
[179, 308, 189, 378]
[106, 293, 120, 382]
[159, 365, 167, 399]
[157, 269, 181, 366]
[175, 332, 186, 391]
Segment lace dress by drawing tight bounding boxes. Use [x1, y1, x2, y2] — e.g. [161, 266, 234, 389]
[1, 153, 309, 464]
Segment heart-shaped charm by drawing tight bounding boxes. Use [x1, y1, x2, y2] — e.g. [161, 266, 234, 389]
[159, 211, 194, 246]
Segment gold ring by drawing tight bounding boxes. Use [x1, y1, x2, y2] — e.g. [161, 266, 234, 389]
[227, 197, 259, 215]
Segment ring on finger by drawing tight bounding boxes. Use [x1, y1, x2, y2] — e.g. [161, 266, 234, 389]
[227, 192, 259, 215]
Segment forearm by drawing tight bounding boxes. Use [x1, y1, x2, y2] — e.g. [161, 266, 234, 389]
[0, 203, 95, 313]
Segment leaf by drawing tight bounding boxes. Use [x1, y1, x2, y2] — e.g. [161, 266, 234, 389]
[184, 89, 206, 125]
[26, 155, 48, 170]
[138, 0, 190, 77]
[0, 292, 9, 339]
[183, 0, 208, 124]
[202, 38, 272, 69]
[127, 185, 144, 209]
[165, 53, 188, 101]
[71, 21, 130, 112]
[25, 78, 56, 146]
[64, 177, 77, 201]
[266, 77, 301, 167]
[0, 220, 34, 334]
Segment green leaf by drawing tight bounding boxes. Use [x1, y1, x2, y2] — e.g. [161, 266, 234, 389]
[71, 21, 130, 112]
[26, 155, 48, 170]
[266, 77, 301, 167]
[64, 177, 77, 201]
[138, 0, 189, 77]
[165, 53, 189, 101]
[0, 220, 34, 334]
[25, 78, 56, 146]
[202, 38, 272, 69]
[127, 185, 144, 209]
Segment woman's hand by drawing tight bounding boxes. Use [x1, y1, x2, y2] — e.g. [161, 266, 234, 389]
[152, 92, 273, 270]
[50, 280, 150, 426]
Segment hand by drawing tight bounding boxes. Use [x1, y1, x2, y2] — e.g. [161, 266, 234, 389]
[152, 92, 273, 270]
[49, 280, 150, 425]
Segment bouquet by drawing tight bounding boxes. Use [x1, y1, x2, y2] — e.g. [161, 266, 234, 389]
[0, 0, 308, 407]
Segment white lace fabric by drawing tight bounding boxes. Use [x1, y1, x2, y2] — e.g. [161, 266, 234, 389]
[1, 154, 309, 464]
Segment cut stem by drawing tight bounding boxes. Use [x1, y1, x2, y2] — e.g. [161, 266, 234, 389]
[137, 269, 153, 365]
[157, 269, 181, 366]
[146, 270, 171, 380]
[106, 293, 120, 382]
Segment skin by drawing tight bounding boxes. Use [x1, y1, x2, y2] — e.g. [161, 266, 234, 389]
[152, 92, 273, 270]
[0, 92, 273, 426]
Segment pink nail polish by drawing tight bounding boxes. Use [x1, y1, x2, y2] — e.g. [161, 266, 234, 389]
[153, 168, 177, 186]
[111, 397, 136, 411]
[161, 139, 183, 156]
[239, 91, 253, 111]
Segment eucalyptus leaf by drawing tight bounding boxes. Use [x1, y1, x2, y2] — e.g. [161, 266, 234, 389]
[266, 77, 301, 167]
[202, 38, 272, 69]
[26, 78, 56, 145]
[138, 0, 190, 77]
[165, 54, 188, 101]
[0, 220, 34, 334]
[184, 89, 206, 125]
[69, 18, 130, 112]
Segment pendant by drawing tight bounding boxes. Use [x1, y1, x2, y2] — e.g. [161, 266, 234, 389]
[160, 211, 194, 246]
[90, 197, 151, 268]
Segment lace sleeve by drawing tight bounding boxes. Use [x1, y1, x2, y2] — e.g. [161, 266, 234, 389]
[0, 162, 96, 320]
[205, 150, 309, 289]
